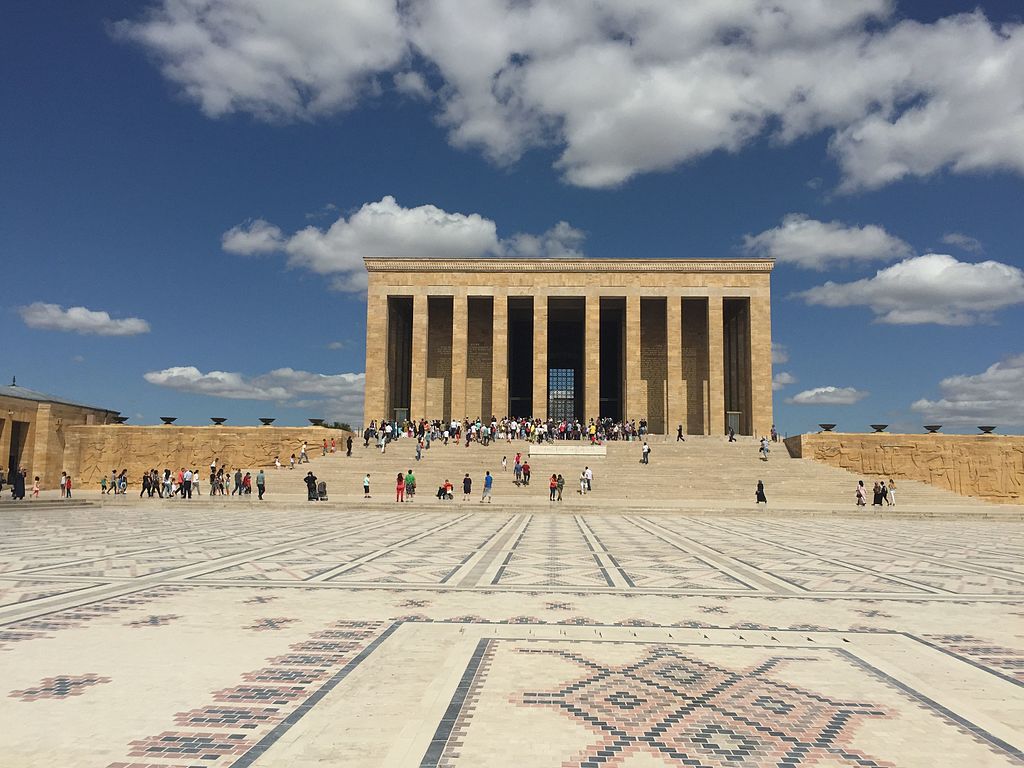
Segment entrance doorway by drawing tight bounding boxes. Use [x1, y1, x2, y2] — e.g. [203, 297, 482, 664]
[8, 420, 28, 474]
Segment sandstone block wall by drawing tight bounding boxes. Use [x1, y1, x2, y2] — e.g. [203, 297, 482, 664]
[64, 425, 350, 488]
[786, 432, 1024, 504]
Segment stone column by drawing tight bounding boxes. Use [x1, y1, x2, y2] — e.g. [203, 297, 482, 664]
[409, 293, 428, 419]
[584, 294, 600, 422]
[749, 293, 774, 438]
[625, 294, 643, 421]
[707, 294, 725, 436]
[666, 295, 685, 435]
[450, 293, 468, 420]
[363, 291, 389, 426]
[491, 294, 508, 419]
[532, 295, 548, 418]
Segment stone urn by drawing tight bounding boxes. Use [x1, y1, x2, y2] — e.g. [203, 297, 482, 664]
[160, 417, 177, 425]
[923, 425, 942, 433]
[818, 423, 836, 432]
[869, 424, 888, 433]
[978, 426, 996, 434]
[259, 418, 276, 426]
[309, 418, 325, 426]
[210, 417, 227, 425]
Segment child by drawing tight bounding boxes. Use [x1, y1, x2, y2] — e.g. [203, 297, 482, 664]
[32, 476, 40, 498]
[101, 475, 107, 494]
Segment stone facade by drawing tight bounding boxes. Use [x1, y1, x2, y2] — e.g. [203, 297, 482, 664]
[364, 258, 775, 436]
[64, 425, 348, 488]
[786, 432, 1024, 504]
[1, 386, 118, 489]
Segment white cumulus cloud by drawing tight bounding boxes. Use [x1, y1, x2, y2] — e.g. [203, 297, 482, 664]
[19, 303, 150, 336]
[787, 386, 868, 406]
[223, 196, 586, 292]
[144, 366, 365, 424]
[118, 3, 1024, 190]
[113, 0, 406, 120]
[796, 254, 1024, 326]
[772, 372, 797, 391]
[744, 214, 912, 270]
[940, 232, 984, 255]
[911, 354, 1024, 426]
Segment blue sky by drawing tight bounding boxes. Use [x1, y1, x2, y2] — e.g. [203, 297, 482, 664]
[2, 0, 1023, 434]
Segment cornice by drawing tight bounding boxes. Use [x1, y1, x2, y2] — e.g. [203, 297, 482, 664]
[363, 258, 774, 274]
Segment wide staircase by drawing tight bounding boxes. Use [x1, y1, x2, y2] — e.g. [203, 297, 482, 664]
[263, 435, 1008, 516]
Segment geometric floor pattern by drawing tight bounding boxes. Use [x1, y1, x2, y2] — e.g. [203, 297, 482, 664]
[0, 503, 1021, 766]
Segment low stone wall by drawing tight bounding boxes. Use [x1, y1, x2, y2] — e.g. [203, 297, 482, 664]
[63, 425, 350, 488]
[785, 432, 1024, 504]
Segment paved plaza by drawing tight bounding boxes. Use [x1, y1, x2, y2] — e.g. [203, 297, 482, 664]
[0, 503, 1021, 767]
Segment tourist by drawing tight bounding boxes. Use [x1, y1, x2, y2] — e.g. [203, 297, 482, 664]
[405, 469, 416, 502]
[415, 440, 422, 461]
[887, 479, 896, 506]
[65, 474, 72, 498]
[323, 439, 328, 456]
[395, 472, 405, 503]
[856, 480, 867, 507]
[346, 435, 353, 457]
[363, 473, 371, 498]
[556, 473, 564, 501]
[256, 469, 266, 500]
[872, 481, 882, 506]
[305, 471, 318, 501]
[300, 441, 309, 463]
[759, 437, 770, 461]
[501, 456, 507, 472]
[232, 468, 243, 496]
[481, 470, 493, 503]
[32, 476, 40, 498]
[641, 441, 651, 464]
[289, 454, 296, 469]
[330, 437, 336, 454]
[880, 480, 889, 506]
[12, 468, 26, 499]
[584, 466, 593, 491]
[756, 479, 767, 504]
[549, 474, 557, 501]
[100, 474, 106, 494]
[579, 470, 587, 495]
[109, 469, 118, 495]
[728, 426, 736, 442]
[513, 457, 522, 485]
[59, 471, 67, 498]
[182, 468, 193, 499]
[192, 469, 201, 496]
[275, 456, 281, 469]
[522, 461, 531, 486]
[771, 424, 778, 442]
[242, 472, 252, 495]
[462, 473, 472, 500]
[676, 424, 685, 442]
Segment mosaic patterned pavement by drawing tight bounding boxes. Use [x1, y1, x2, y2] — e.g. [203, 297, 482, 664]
[0, 504, 1021, 767]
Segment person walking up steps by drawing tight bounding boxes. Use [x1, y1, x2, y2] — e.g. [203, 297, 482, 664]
[363, 474, 371, 499]
[856, 480, 867, 507]
[462, 473, 472, 501]
[481, 471, 493, 503]
[549, 474, 557, 501]
[641, 442, 651, 465]
[756, 479, 767, 504]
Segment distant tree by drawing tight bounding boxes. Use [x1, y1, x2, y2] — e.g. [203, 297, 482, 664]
[328, 421, 353, 432]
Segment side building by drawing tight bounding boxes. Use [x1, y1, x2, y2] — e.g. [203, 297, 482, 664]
[0, 382, 119, 487]
[363, 257, 774, 436]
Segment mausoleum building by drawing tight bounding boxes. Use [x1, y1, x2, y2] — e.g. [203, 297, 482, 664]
[363, 258, 774, 436]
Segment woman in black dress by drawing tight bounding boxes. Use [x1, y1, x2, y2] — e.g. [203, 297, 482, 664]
[755, 480, 767, 504]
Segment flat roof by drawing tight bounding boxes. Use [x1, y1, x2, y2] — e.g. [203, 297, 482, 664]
[363, 257, 774, 273]
[0, 384, 117, 414]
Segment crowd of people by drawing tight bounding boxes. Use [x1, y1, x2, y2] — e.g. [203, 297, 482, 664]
[363, 415, 661, 453]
